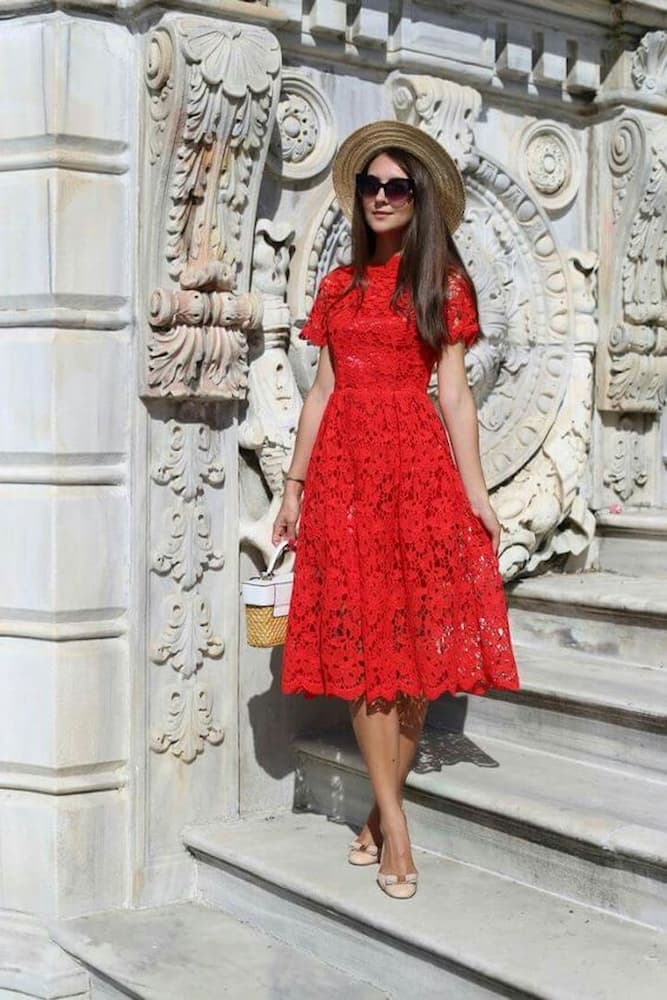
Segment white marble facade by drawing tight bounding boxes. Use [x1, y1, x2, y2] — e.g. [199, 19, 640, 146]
[1, 0, 666, 994]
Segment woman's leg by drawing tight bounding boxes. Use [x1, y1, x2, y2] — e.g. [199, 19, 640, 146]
[349, 696, 425, 876]
[353, 694, 428, 852]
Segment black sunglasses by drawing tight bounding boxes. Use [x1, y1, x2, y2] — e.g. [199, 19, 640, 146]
[355, 173, 415, 206]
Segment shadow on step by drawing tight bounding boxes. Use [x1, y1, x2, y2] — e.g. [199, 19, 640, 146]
[413, 728, 500, 773]
[416, 691, 501, 771]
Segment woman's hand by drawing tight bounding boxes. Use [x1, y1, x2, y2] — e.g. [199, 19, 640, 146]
[272, 484, 303, 548]
[470, 497, 501, 555]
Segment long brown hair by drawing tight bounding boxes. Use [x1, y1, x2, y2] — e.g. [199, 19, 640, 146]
[332, 146, 478, 352]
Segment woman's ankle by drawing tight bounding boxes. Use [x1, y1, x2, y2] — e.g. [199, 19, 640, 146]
[379, 805, 408, 837]
[357, 803, 383, 844]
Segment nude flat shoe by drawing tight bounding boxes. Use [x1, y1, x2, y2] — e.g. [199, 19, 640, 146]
[376, 870, 418, 899]
[347, 838, 381, 866]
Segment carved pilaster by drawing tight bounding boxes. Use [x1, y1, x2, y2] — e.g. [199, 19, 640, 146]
[596, 34, 667, 506]
[598, 46, 667, 418]
[139, 13, 281, 783]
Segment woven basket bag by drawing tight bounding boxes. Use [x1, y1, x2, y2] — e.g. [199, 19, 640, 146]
[241, 540, 294, 648]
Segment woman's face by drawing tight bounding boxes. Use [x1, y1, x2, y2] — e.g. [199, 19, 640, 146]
[358, 153, 415, 236]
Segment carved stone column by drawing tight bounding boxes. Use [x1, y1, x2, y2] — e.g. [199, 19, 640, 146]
[0, 11, 134, 993]
[596, 31, 667, 509]
[136, 13, 280, 903]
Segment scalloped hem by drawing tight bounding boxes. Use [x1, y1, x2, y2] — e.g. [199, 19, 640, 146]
[281, 673, 521, 703]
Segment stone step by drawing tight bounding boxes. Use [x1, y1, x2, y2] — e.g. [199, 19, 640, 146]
[293, 726, 667, 930]
[428, 643, 667, 778]
[506, 570, 667, 668]
[186, 811, 667, 1000]
[0, 909, 88, 1000]
[51, 901, 386, 1000]
[595, 508, 667, 577]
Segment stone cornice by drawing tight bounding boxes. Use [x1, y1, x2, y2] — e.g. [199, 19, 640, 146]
[2, 1, 665, 117]
[415, 0, 617, 30]
[0, 0, 288, 24]
[612, 0, 667, 29]
[406, 0, 667, 32]
[1, 0, 665, 33]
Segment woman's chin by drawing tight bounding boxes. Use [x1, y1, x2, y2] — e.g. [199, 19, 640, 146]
[367, 221, 405, 235]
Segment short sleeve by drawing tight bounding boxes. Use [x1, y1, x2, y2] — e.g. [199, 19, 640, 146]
[298, 271, 335, 347]
[445, 269, 480, 348]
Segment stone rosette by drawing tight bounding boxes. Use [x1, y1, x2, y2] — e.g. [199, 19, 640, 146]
[517, 120, 580, 213]
[266, 70, 337, 180]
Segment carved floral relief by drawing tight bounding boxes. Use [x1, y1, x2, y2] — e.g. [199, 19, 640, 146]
[149, 407, 226, 762]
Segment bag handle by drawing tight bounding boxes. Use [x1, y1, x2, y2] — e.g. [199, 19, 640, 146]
[261, 539, 292, 578]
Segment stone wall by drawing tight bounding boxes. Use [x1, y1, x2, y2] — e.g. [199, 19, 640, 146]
[1, 0, 666, 994]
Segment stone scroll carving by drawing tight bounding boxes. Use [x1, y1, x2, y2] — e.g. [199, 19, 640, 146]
[285, 74, 592, 578]
[391, 72, 481, 172]
[142, 17, 281, 399]
[599, 113, 667, 416]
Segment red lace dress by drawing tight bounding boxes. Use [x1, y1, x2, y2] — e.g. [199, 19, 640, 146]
[281, 252, 520, 702]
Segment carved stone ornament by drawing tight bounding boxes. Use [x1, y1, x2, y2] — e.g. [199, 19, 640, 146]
[600, 114, 667, 414]
[266, 71, 337, 181]
[517, 120, 580, 213]
[632, 31, 667, 97]
[239, 220, 302, 564]
[389, 72, 482, 172]
[492, 251, 597, 576]
[602, 415, 649, 502]
[287, 76, 592, 579]
[150, 681, 224, 764]
[608, 115, 645, 223]
[142, 17, 281, 399]
[150, 403, 226, 762]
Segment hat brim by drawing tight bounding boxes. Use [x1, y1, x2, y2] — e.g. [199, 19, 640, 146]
[332, 120, 466, 233]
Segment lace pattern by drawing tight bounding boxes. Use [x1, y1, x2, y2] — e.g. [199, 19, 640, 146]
[283, 255, 520, 702]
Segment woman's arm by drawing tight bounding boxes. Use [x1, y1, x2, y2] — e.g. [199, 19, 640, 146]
[272, 345, 335, 547]
[436, 341, 501, 553]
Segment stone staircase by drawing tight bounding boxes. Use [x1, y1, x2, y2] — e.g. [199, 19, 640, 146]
[50, 512, 667, 998]
[52, 902, 385, 1000]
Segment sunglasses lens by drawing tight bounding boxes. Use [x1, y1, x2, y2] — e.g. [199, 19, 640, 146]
[385, 179, 413, 204]
[356, 174, 380, 198]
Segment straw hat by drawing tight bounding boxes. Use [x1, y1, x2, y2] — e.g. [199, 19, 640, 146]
[332, 119, 466, 233]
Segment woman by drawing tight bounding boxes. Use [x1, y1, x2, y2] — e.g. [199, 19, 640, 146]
[273, 120, 520, 900]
